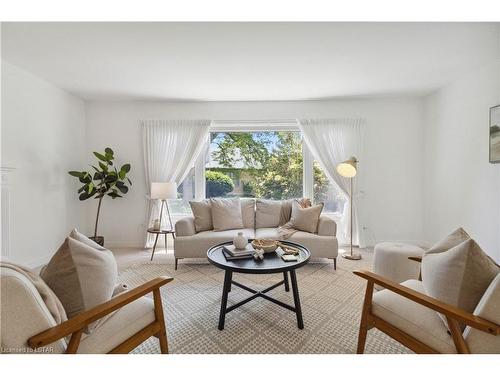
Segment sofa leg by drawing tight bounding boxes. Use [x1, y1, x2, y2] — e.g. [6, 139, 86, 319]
[174, 258, 178, 270]
[333, 257, 337, 270]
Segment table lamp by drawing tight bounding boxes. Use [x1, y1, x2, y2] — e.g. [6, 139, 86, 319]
[151, 182, 177, 231]
[336, 157, 361, 260]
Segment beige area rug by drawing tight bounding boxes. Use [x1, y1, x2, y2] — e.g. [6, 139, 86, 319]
[119, 250, 411, 354]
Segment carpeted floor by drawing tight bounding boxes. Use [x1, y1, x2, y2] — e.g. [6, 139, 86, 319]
[119, 249, 411, 354]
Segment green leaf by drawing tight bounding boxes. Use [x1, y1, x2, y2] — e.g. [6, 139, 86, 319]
[98, 162, 108, 171]
[118, 170, 126, 179]
[93, 152, 108, 162]
[121, 164, 131, 173]
[105, 175, 117, 183]
[93, 172, 104, 181]
[104, 147, 114, 156]
[87, 183, 95, 194]
[116, 184, 128, 194]
[69, 171, 84, 178]
[77, 184, 87, 193]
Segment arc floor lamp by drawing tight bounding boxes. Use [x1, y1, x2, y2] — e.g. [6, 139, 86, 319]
[336, 157, 361, 260]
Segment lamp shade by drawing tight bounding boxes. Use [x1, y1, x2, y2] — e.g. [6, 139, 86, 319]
[150, 182, 178, 199]
[336, 157, 358, 178]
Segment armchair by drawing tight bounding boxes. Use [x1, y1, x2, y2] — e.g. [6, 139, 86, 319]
[354, 257, 500, 354]
[1, 265, 173, 354]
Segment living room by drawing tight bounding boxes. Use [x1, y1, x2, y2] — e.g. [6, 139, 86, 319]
[1, 1, 500, 371]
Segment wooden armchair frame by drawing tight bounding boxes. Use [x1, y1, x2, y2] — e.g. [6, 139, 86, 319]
[28, 276, 173, 354]
[354, 257, 500, 354]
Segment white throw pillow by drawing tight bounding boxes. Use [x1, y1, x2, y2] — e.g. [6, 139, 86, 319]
[210, 198, 244, 231]
[189, 200, 213, 232]
[290, 200, 324, 233]
[422, 237, 499, 330]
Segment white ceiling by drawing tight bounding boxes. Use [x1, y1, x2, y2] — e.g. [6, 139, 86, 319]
[2, 22, 499, 101]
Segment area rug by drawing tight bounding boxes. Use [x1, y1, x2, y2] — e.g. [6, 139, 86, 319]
[119, 250, 411, 354]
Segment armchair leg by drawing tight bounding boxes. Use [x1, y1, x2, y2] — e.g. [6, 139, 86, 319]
[153, 289, 169, 354]
[357, 280, 374, 354]
[333, 257, 337, 270]
[174, 258, 178, 270]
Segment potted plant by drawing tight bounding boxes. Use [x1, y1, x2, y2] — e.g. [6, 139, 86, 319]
[69, 147, 132, 246]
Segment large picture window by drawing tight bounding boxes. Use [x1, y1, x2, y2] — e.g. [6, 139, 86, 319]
[169, 126, 345, 218]
[206, 131, 303, 200]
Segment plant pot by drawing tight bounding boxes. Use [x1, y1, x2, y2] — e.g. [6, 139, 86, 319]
[89, 236, 104, 246]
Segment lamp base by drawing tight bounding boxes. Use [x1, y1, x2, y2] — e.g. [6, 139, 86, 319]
[342, 252, 362, 260]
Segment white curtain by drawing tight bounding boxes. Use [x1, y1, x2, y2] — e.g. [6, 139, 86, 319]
[299, 118, 366, 247]
[142, 119, 210, 247]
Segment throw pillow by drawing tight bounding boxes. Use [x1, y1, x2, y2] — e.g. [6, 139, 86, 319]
[69, 228, 106, 250]
[240, 198, 256, 228]
[255, 199, 282, 228]
[40, 236, 118, 331]
[425, 227, 470, 255]
[210, 198, 244, 231]
[190, 200, 213, 232]
[290, 200, 324, 233]
[422, 238, 499, 330]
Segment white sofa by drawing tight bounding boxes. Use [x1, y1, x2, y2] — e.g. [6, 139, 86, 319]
[174, 198, 339, 270]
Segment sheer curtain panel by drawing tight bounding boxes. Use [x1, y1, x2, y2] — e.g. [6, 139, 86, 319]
[142, 119, 210, 247]
[299, 118, 366, 247]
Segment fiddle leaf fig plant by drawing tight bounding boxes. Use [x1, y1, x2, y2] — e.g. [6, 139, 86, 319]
[69, 147, 132, 241]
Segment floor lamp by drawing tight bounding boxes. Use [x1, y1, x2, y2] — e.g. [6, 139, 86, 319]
[151, 182, 178, 231]
[336, 157, 361, 260]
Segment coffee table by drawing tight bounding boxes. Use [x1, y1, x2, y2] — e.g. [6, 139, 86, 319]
[207, 240, 310, 330]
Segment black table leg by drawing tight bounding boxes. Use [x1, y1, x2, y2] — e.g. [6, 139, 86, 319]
[218, 270, 233, 330]
[150, 233, 160, 261]
[283, 271, 290, 292]
[289, 269, 304, 329]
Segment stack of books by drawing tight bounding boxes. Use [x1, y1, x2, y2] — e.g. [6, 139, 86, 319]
[222, 244, 254, 261]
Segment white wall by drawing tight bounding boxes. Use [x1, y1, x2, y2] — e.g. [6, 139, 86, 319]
[1, 62, 87, 266]
[423, 60, 500, 262]
[85, 98, 425, 248]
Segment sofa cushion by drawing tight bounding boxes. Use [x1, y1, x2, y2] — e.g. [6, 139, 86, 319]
[174, 228, 255, 258]
[241, 198, 255, 228]
[210, 198, 244, 231]
[290, 200, 323, 233]
[372, 279, 456, 353]
[422, 238, 499, 329]
[190, 200, 213, 232]
[254, 227, 338, 259]
[78, 296, 155, 353]
[255, 199, 282, 228]
[40, 237, 118, 331]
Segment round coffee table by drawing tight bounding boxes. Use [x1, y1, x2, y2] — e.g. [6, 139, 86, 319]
[207, 240, 310, 330]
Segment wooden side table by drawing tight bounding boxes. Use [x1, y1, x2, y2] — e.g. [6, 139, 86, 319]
[147, 228, 175, 261]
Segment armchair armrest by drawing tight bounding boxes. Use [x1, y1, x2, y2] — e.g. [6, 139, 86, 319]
[175, 216, 196, 237]
[353, 270, 500, 335]
[317, 215, 337, 237]
[28, 276, 173, 349]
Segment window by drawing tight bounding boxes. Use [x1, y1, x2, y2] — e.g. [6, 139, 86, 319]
[205, 131, 303, 200]
[169, 124, 345, 218]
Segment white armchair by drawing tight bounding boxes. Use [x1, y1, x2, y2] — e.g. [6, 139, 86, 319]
[354, 258, 500, 354]
[1, 264, 172, 354]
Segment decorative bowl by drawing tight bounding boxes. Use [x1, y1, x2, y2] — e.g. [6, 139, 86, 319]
[251, 239, 279, 253]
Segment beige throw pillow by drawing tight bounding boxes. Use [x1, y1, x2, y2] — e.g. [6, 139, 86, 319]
[255, 199, 282, 228]
[241, 198, 256, 228]
[69, 228, 106, 250]
[422, 238, 499, 330]
[210, 198, 244, 231]
[290, 200, 324, 233]
[40, 236, 118, 331]
[425, 227, 470, 255]
[190, 200, 213, 232]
